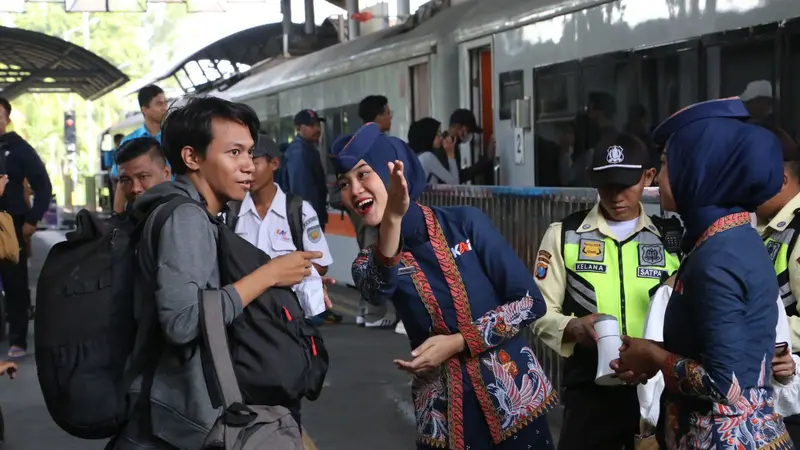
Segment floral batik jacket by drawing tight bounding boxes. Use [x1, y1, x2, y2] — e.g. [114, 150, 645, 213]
[352, 204, 558, 450]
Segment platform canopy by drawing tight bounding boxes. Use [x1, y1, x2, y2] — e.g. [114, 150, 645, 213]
[0, 25, 129, 100]
[123, 19, 340, 96]
[2, 0, 344, 13]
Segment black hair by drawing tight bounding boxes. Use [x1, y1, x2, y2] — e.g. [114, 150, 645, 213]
[138, 85, 164, 108]
[113, 133, 125, 145]
[160, 96, 260, 175]
[0, 97, 11, 116]
[408, 117, 441, 154]
[753, 121, 800, 181]
[114, 137, 166, 167]
[358, 95, 389, 123]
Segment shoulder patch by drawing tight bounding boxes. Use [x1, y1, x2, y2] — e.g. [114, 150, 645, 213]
[303, 216, 319, 228]
[535, 261, 549, 280]
[307, 224, 322, 243]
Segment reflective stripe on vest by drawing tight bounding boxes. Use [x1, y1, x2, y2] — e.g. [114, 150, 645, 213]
[765, 227, 797, 309]
[563, 228, 680, 338]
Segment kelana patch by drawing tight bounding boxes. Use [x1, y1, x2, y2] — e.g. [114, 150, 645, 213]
[307, 225, 322, 243]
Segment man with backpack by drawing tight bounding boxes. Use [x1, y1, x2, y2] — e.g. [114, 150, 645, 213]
[227, 132, 334, 320]
[35, 97, 326, 450]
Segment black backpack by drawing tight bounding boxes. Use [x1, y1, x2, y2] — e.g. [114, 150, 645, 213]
[216, 196, 328, 405]
[225, 193, 304, 251]
[34, 195, 190, 439]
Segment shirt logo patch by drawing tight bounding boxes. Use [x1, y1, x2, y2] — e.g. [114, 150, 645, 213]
[535, 261, 548, 280]
[275, 228, 291, 242]
[307, 225, 322, 243]
[578, 239, 604, 262]
[638, 244, 665, 267]
[767, 240, 781, 263]
[637, 267, 664, 279]
[398, 266, 417, 276]
[606, 145, 624, 164]
[574, 263, 606, 273]
[451, 239, 472, 259]
[537, 250, 551, 264]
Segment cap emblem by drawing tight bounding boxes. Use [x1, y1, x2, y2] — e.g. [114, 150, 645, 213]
[606, 145, 624, 164]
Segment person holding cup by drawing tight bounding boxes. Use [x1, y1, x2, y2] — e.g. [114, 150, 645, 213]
[532, 132, 681, 450]
[611, 98, 792, 448]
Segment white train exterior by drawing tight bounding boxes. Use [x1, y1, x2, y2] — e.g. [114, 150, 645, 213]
[104, 0, 800, 285]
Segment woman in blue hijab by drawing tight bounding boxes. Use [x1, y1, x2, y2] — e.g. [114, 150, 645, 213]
[330, 123, 556, 450]
[611, 98, 793, 448]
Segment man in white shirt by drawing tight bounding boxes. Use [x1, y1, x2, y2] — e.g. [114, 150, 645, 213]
[229, 132, 336, 320]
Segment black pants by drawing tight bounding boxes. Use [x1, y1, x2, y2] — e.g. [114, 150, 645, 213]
[0, 216, 29, 350]
[785, 417, 800, 446]
[558, 385, 640, 450]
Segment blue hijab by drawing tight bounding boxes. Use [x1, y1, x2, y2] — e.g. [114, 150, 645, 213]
[330, 123, 429, 245]
[653, 98, 784, 250]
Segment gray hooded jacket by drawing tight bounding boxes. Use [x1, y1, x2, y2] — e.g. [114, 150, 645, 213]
[114, 176, 243, 450]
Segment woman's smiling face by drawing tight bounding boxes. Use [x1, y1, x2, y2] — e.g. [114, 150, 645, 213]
[338, 159, 388, 226]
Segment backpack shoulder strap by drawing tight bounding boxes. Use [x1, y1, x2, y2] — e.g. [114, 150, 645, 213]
[226, 201, 242, 230]
[146, 196, 199, 250]
[286, 193, 305, 251]
[200, 290, 244, 409]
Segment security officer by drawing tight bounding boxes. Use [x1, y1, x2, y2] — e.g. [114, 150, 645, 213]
[227, 132, 336, 320]
[754, 122, 800, 442]
[532, 132, 681, 450]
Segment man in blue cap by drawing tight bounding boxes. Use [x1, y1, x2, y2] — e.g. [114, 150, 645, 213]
[282, 109, 329, 230]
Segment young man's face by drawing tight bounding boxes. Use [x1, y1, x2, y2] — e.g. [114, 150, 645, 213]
[194, 117, 255, 202]
[142, 93, 168, 125]
[118, 150, 171, 204]
[597, 169, 656, 221]
[298, 122, 322, 142]
[375, 104, 393, 133]
[251, 155, 279, 192]
[0, 105, 9, 135]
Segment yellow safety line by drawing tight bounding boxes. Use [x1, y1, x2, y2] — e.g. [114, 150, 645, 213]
[303, 432, 318, 450]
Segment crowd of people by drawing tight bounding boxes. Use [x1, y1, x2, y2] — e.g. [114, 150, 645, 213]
[0, 79, 799, 449]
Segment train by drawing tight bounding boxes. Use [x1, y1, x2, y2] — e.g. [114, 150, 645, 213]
[99, 0, 800, 285]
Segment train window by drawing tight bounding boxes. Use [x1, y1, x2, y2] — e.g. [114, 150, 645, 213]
[707, 38, 775, 122]
[342, 104, 361, 134]
[581, 53, 632, 132]
[280, 117, 295, 144]
[534, 67, 578, 120]
[498, 70, 524, 121]
[784, 31, 800, 139]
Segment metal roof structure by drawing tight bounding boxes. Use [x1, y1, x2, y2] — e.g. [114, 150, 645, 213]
[0, 25, 129, 100]
[123, 18, 341, 96]
[2, 0, 343, 14]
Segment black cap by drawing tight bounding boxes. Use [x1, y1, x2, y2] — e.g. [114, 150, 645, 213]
[449, 108, 483, 133]
[253, 132, 280, 158]
[294, 109, 325, 126]
[589, 133, 650, 188]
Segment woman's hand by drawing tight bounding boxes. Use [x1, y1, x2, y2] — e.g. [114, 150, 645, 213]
[442, 135, 456, 159]
[322, 276, 335, 310]
[0, 174, 8, 197]
[385, 160, 409, 221]
[773, 346, 796, 384]
[394, 334, 465, 375]
[611, 336, 665, 384]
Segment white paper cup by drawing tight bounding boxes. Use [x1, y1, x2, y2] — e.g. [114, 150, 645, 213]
[594, 315, 624, 387]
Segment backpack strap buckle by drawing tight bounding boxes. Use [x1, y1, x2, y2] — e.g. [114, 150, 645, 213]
[222, 402, 257, 427]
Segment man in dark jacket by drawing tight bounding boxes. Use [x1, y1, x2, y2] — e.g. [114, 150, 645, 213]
[0, 97, 53, 358]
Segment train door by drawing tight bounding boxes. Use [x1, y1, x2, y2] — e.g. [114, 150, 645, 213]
[467, 45, 495, 184]
[410, 61, 431, 121]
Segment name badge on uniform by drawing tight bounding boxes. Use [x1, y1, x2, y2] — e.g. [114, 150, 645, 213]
[638, 244, 665, 267]
[574, 262, 606, 273]
[578, 239, 605, 262]
[766, 241, 781, 263]
[637, 268, 665, 279]
[398, 266, 417, 276]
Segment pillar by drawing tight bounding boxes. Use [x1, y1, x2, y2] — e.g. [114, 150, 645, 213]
[281, 0, 292, 56]
[304, 0, 315, 35]
[346, 0, 359, 40]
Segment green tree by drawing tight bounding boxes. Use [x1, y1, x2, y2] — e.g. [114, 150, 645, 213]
[4, 3, 185, 207]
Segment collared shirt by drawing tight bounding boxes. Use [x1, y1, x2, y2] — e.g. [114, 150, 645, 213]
[110, 125, 163, 179]
[532, 203, 661, 357]
[759, 191, 800, 349]
[234, 184, 333, 317]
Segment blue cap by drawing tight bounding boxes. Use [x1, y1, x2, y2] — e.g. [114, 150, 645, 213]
[653, 97, 750, 146]
[330, 123, 427, 200]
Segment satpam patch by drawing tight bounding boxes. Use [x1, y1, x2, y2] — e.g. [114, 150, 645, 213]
[637, 267, 665, 279]
[638, 244, 665, 267]
[307, 225, 322, 243]
[578, 239, 605, 262]
[535, 261, 549, 280]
